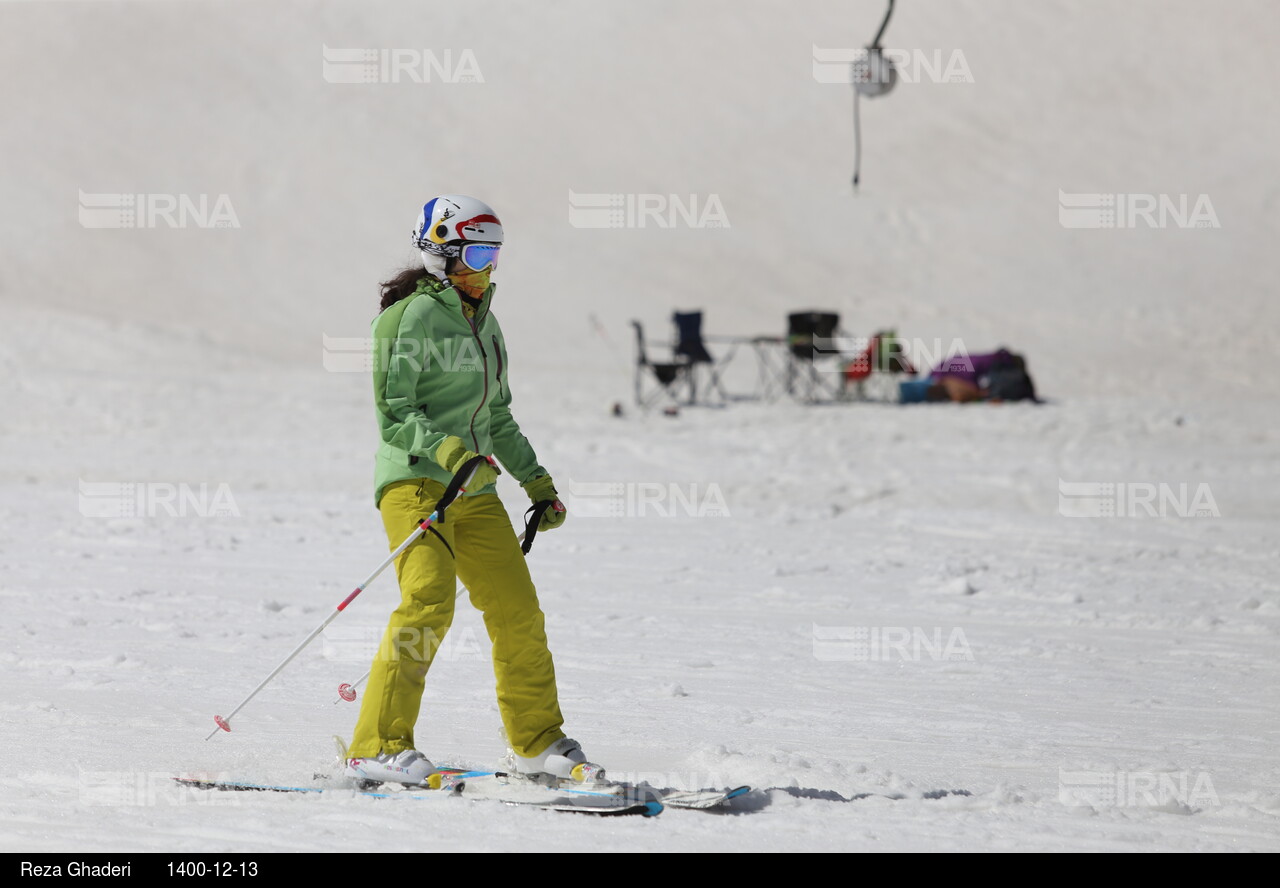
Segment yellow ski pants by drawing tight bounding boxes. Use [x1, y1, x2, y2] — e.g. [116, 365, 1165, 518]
[349, 479, 565, 759]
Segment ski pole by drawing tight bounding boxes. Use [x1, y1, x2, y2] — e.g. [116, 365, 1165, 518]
[332, 530, 530, 705]
[206, 456, 494, 740]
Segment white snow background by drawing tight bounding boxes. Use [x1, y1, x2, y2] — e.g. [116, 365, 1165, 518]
[1, 0, 1278, 852]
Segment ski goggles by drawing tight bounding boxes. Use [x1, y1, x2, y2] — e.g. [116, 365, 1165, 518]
[458, 242, 500, 272]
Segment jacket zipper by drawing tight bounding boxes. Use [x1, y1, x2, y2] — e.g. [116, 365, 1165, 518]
[492, 336, 504, 397]
[465, 317, 489, 452]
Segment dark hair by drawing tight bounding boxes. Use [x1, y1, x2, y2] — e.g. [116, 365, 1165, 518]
[379, 266, 430, 312]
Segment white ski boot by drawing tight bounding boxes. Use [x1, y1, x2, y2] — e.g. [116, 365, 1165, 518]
[506, 738, 605, 784]
[345, 749, 442, 789]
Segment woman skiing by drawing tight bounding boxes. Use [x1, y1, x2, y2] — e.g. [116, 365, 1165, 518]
[344, 195, 598, 787]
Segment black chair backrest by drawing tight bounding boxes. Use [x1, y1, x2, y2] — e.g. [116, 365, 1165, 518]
[630, 320, 649, 366]
[787, 311, 840, 360]
[672, 311, 714, 364]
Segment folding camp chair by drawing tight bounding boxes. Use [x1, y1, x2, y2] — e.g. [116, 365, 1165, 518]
[631, 320, 689, 408]
[785, 311, 846, 402]
[672, 310, 734, 404]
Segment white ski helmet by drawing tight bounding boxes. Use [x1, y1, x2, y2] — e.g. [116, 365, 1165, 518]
[412, 195, 503, 279]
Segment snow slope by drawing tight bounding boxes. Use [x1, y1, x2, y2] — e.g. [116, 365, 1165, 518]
[1, 0, 1278, 852]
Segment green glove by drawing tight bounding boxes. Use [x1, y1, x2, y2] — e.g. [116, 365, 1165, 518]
[434, 436, 500, 490]
[522, 475, 567, 532]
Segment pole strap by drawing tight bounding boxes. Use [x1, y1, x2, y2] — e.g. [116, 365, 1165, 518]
[521, 500, 557, 555]
[433, 454, 493, 522]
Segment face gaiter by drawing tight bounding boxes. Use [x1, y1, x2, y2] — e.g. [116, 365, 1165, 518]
[448, 266, 490, 304]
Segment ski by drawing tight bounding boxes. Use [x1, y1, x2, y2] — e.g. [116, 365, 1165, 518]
[436, 765, 752, 811]
[656, 785, 753, 810]
[767, 786, 973, 804]
[172, 775, 663, 817]
[328, 738, 742, 811]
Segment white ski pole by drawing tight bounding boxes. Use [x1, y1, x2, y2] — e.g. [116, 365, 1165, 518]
[332, 531, 528, 705]
[206, 457, 494, 740]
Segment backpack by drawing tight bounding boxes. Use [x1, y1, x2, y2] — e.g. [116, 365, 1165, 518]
[983, 352, 1038, 402]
